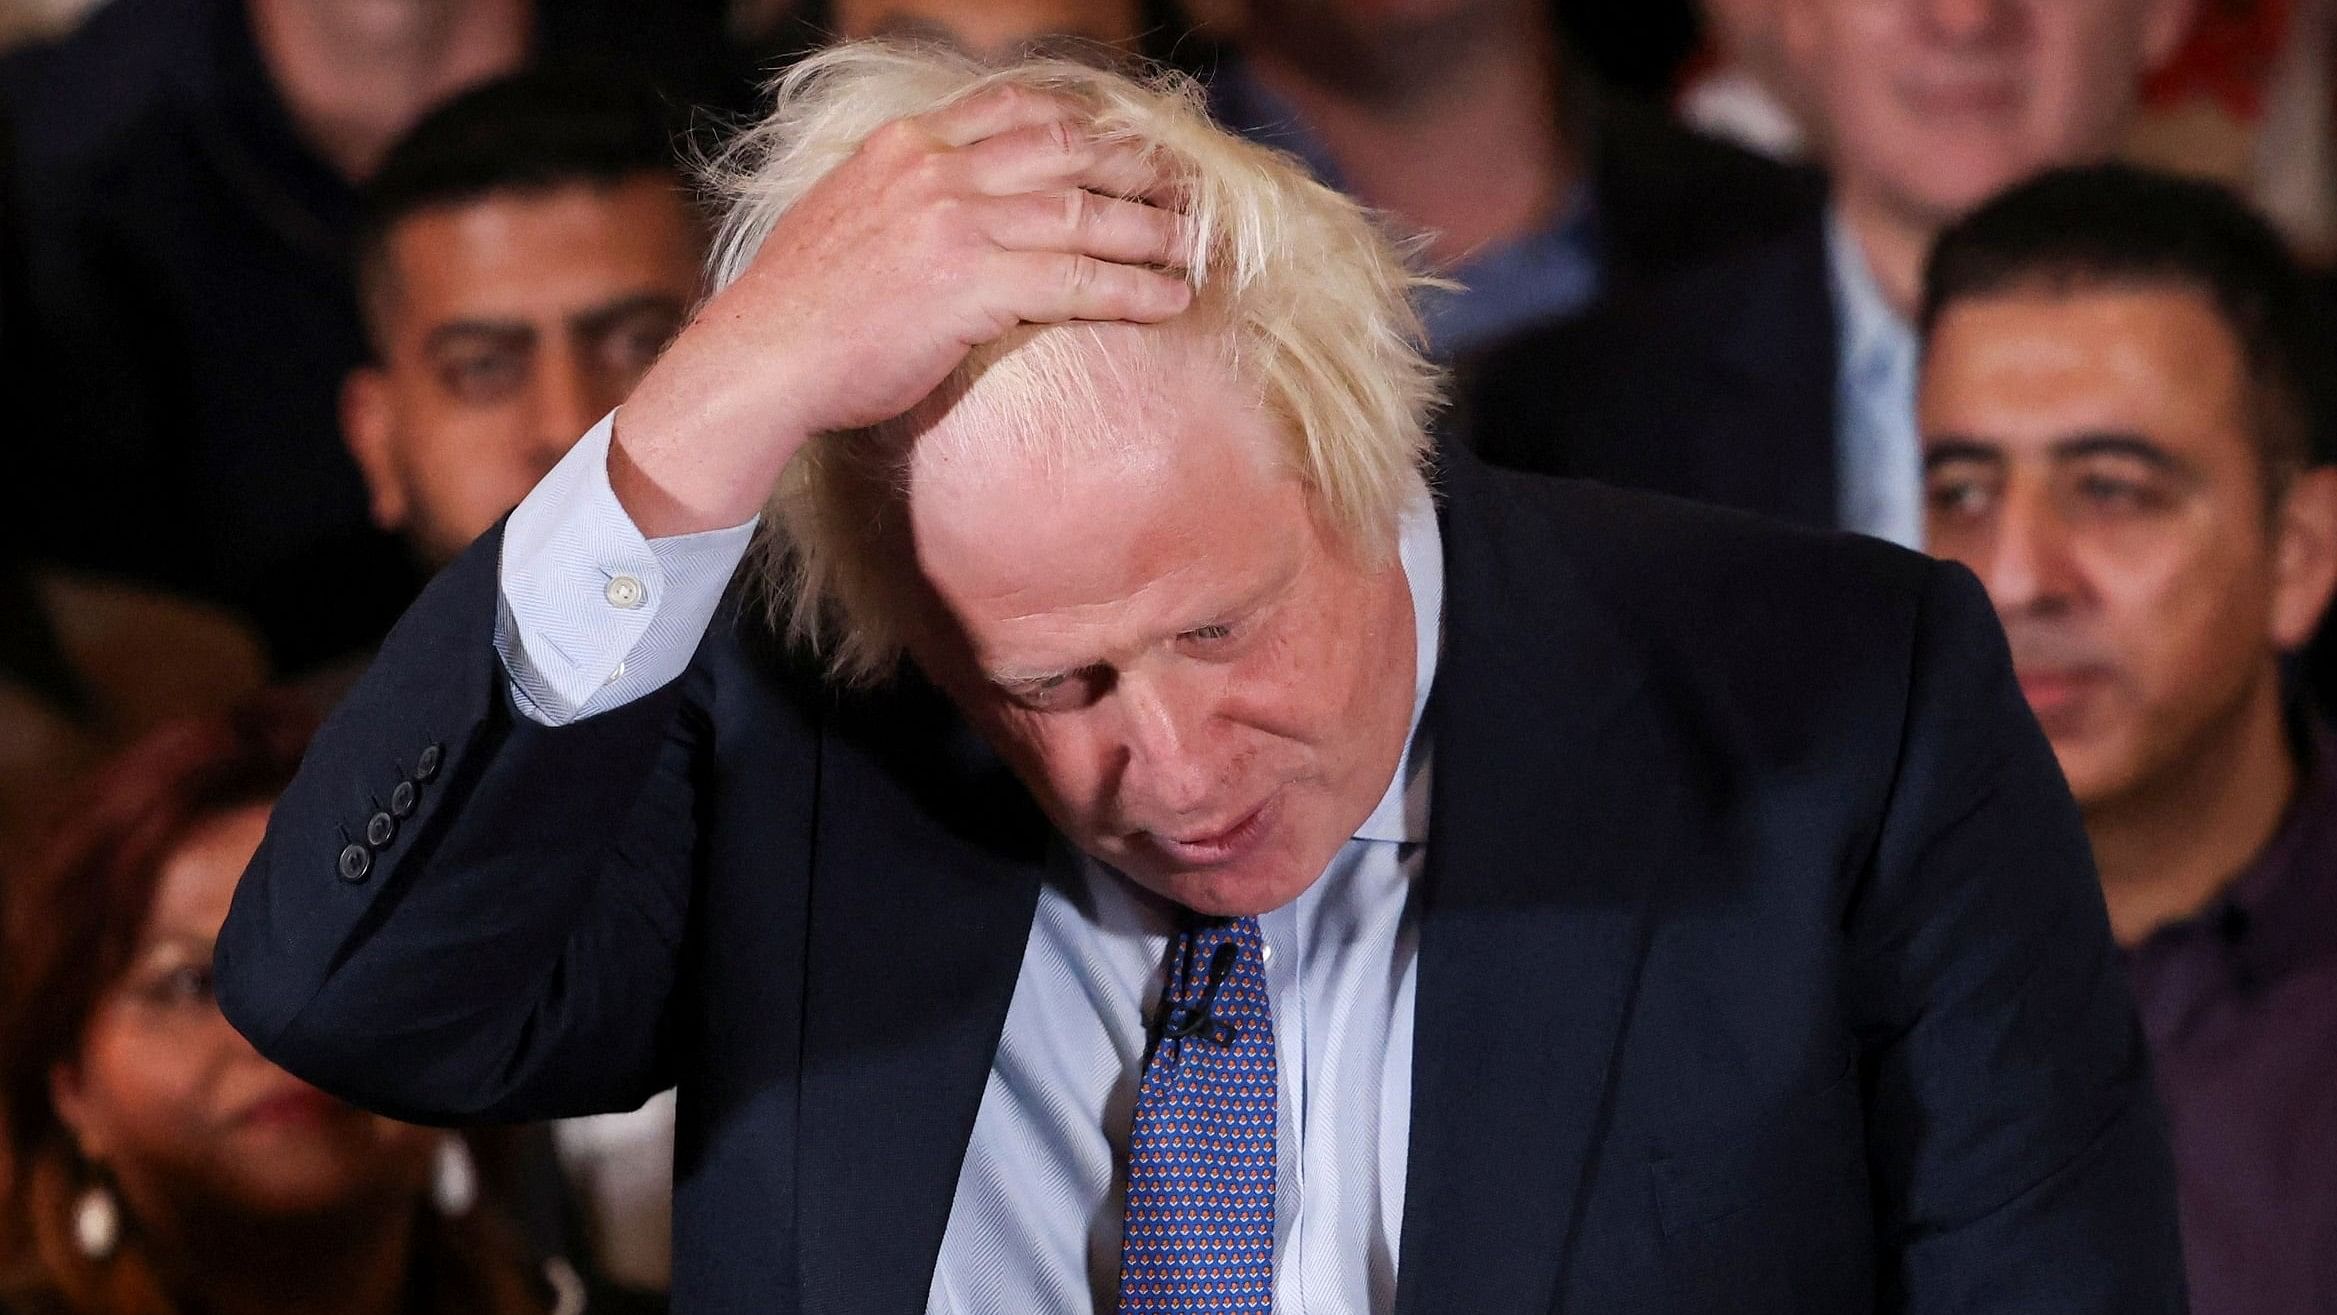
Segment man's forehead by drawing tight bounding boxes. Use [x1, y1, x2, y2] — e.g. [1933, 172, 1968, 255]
[907, 393, 1273, 533]
[909, 433, 1311, 680]
[1923, 298, 2260, 481]
[906, 322, 1262, 480]
[1932, 289, 2241, 401]
[373, 181, 697, 336]
[904, 360, 1297, 598]
[383, 178, 694, 287]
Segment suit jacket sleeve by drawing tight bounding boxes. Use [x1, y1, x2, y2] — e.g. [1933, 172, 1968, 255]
[214, 522, 815, 1125]
[1855, 560, 2185, 1312]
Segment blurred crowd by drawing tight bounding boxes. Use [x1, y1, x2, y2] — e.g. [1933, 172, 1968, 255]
[0, 0, 2331, 1312]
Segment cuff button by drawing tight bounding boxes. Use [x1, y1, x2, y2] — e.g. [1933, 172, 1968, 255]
[337, 843, 372, 883]
[415, 743, 442, 782]
[366, 812, 396, 848]
[389, 779, 417, 819]
[604, 574, 646, 610]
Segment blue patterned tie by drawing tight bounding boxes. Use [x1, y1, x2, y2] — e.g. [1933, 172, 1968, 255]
[1117, 916, 1277, 1313]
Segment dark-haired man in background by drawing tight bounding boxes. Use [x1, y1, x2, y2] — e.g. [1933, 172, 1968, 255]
[336, 71, 708, 1300]
[0, 0, 738, 674]
[1920, 164, 2337, 1315]
[344, 72, 705, 574]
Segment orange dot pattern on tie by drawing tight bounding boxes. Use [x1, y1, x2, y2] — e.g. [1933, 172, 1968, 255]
[1117, 916, 1276, 1312]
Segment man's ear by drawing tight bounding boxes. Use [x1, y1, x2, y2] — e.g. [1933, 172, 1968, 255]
[48, 1060, 108, 1165]
[2140, 0, 2199, 74]
[341, 368, 409, 533]
[2270, 466, 2337, 652]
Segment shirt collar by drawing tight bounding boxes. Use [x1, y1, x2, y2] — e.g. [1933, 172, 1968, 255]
[1353, 487, 1443, 846]
[1823, 206, 1917, 384]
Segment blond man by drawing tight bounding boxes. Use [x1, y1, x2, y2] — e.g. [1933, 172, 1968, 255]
[218, 44, 2183, 1314]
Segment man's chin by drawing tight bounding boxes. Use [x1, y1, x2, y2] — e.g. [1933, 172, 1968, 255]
[2050, 733, 2147, 812]
[1116, 838, 1326, 918]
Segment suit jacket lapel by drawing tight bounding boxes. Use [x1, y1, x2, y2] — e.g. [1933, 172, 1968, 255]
[792, 679, 1050, 1314]
[1395, 452, 1683, 1313]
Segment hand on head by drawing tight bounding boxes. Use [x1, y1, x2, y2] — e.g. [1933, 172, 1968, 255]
[612, 80, 1194, 540]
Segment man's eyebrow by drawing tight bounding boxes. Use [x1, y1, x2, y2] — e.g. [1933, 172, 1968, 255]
[2049, 432, 2189, 474]
[422, 320, 534, 355]
[987, 660, 1083, 689]
[570, 293, 689, 341]
[1923, 438, 2003, 471]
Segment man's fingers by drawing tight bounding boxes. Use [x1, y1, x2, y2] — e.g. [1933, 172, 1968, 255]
[984, 190, 1190, 268]
[960, 123, 1162, 201]
[918, 83, 1080, 149]
[990, 251, 1193, 325]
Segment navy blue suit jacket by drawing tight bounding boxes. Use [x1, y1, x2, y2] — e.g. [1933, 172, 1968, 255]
[217, 449, 2184, 1313]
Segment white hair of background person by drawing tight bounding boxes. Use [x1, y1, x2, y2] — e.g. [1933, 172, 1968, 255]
[698, 41, 1448, 684]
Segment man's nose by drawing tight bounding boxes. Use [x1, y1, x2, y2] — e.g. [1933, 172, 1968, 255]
[1981, 491, 2080, 617]
[1115, 675, 1218, 819]
[530, 348, 608, 462]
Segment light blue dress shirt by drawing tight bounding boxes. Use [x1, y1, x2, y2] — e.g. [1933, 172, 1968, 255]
[496, 414, 1443, 1313]
[1824, 209, 1924, 549]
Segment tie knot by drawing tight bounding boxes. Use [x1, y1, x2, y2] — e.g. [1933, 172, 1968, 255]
[1159, 916, 1264, 1045]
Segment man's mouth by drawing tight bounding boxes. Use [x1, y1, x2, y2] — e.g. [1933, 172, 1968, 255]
[2017, 666, 2111, 721]
[1900, 71, 2024, 120]
[1144, 795, 1279, 868]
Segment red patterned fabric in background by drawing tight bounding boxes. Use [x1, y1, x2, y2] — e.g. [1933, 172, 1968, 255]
[2146, 0, 2296, 121]
[2129, 0, 2337, 259]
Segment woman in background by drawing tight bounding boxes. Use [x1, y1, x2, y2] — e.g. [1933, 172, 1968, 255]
[0, 700, 557, 1315]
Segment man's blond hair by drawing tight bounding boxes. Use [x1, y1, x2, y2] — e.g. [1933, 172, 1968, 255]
[703, 41, 1445, 683]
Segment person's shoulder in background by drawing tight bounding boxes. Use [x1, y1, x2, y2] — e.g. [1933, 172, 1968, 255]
[0, 0, 214, 173]
[1454, 88, 1835, 523]
[1453, 210, 1841, 530]
[1585, 89, 1825, 300]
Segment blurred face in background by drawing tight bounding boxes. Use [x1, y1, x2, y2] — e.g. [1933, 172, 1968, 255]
[49, 803, 436, 1225]
[1783, 0, 2193, 231]
[1921, 286, 2337, 808]
[832, 0, 1144, 60]
[1243, 0, 1509, 28]
[345, 174, 704, 568]
[1235, 0, 1533, 83]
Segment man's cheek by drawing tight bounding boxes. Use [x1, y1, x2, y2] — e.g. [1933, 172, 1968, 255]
[1009, 728, 1113, 822]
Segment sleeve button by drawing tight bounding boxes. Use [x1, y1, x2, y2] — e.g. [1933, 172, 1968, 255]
[415, 743, 442, 782]
[337, 844, 372, 883]
[389, 779, 417, 819]
[604, 574, 646, 610]
[366, 812, 396, 848]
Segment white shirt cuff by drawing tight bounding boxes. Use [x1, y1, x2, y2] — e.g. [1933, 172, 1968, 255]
[495, 410, 760, 726]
